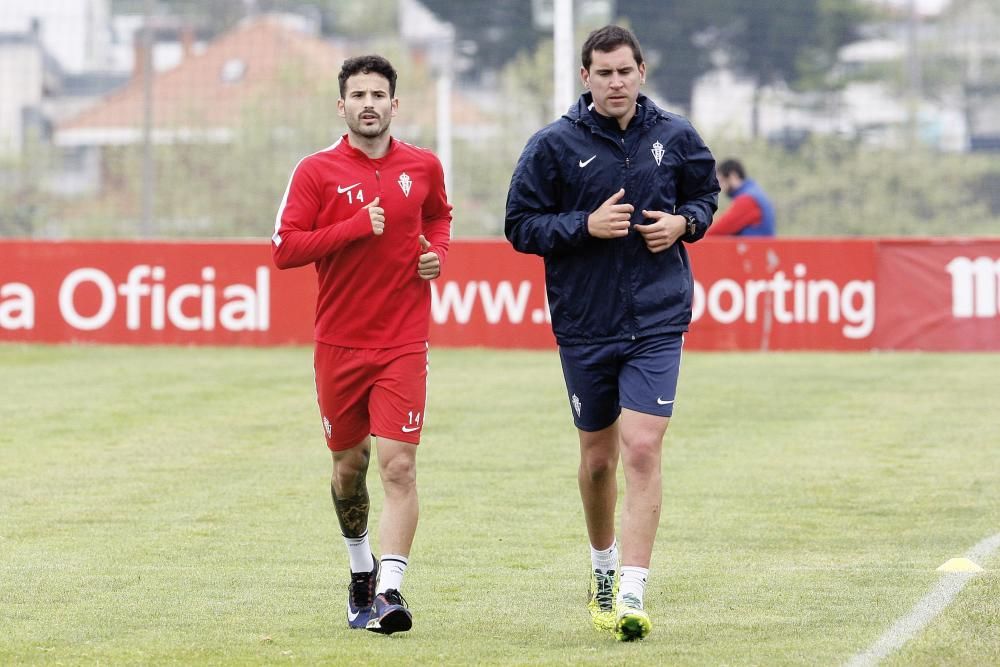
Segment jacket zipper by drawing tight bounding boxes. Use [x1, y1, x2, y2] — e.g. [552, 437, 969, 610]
[620, 139, 637, 339]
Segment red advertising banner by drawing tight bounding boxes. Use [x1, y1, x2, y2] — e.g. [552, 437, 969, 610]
[876, 239, 1000, 351]
[2, 238, 998, 350]
[0, 240, 314, 346]
[427, 241, 553, 349]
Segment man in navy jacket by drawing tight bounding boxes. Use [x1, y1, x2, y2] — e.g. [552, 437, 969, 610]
[505, 25, 719, 642]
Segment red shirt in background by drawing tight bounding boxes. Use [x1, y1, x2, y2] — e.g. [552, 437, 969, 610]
[706, 194, 762, 236]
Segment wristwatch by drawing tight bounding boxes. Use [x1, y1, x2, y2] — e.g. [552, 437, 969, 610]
[684, 214, 697, 238]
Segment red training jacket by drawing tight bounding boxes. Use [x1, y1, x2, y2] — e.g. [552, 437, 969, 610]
[272, 134, 452, 348]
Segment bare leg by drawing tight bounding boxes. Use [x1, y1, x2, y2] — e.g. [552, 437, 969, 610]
[578, 421, 620, 551]
[331, 437, 373, 537]
[617, 408, 669, 568]
[375, 437, 418, 557]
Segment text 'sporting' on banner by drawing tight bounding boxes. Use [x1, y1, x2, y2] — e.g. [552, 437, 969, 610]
[2, 238, 998, 350]
[686, 239, 878, 351]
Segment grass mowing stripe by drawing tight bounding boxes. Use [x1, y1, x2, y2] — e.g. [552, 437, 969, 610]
[845, 531, 1000, 667]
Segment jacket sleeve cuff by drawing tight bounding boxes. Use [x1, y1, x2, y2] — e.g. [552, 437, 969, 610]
[578, 211, 591, 240]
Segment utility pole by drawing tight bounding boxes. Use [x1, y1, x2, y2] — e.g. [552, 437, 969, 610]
[435, 25, 454, 198]
[905, 0, 923, 144]
[140, 0, 156, 237]
[553, 0, 574, 119]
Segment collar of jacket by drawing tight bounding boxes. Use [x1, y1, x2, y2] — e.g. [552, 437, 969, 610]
[729, 178, 762, 199]
[337, 133, 397, 162]
[565, 92, 670, 134]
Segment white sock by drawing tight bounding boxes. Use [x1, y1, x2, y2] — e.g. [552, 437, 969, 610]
[343, 531, 375, 573]
[376, 554, 409, 594]
[618, 566, 649, 606]
[590, 539, 619, 572]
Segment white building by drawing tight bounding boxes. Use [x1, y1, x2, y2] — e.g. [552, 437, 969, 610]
[0, 0, 112, 73]
[0, 27, 53, 155]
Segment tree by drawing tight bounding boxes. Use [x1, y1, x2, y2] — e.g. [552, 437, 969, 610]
[616, 0, 726, 112]
[417, 0, 539, 73]
[712, 0, 870, 136]
[616, 0, 869, 125]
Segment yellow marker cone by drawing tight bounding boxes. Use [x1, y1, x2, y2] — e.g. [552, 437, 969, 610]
[936, 558, 984, 573]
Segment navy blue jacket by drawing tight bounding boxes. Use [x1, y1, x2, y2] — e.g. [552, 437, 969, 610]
[505, 93, 719, 345]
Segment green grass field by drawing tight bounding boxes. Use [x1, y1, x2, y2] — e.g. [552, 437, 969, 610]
[1, 345, 998, 665]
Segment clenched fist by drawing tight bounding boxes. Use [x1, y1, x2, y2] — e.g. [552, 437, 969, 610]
[587, 188, 632, 239]
[417, 234, 440, 280]
[634, 209, 686, 253]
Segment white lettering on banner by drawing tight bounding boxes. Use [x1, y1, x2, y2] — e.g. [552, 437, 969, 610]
[478, 281, 532, 324]
[431, 281, 478, 324]
[430, 280, 547, 326]
[691, 263, 875, 339]
[0, 282, 35, 330]
[947, 256, 1000, 318]
[60, 268, 117, 330]
[58, 265, 271, 332]
[430, 268, 870, 339]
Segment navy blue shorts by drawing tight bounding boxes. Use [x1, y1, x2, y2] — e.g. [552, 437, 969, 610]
[558, 334, 684, 432]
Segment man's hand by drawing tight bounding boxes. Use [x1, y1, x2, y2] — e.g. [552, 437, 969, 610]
[635, 210, 686, 253]
[417, 235, 440, 280]
[365, 196, 384, 236]
[587, 188, 632, 239]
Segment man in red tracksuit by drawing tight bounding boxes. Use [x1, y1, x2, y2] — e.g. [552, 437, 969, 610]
[271, 54, 451, 636]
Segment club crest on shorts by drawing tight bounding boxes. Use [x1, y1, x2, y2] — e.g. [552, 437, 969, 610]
[651, 140, 664, 166]
[398, 172, 412, 197]
[571, 393, 582, 417]
[323, 416, 333, 438]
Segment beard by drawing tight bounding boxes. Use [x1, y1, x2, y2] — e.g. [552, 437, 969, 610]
[348, 112, 390, 139]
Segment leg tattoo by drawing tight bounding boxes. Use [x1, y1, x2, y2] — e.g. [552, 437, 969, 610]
[332, 452, 370, 538]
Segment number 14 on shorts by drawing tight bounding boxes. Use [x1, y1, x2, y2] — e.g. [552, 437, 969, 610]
[402, 411, 421, 433]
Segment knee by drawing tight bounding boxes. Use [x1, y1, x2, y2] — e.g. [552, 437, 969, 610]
[332, 449, 370, 492]
[581, 449, 617, 481]
[332, 464, 365, 495]
[620, 436, 662, 474]
[380, 455, 416, 491]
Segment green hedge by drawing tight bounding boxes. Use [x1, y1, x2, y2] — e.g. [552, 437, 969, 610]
[708, 137, 1000, 237]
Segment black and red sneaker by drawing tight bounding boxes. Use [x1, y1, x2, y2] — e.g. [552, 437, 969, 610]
[365, 589, 412, 635]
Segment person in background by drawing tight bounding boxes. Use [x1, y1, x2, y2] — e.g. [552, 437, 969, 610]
[707, 158, 775, 236]
[271, 54, 452, 636]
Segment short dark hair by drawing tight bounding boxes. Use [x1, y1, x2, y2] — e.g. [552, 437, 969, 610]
[718, 159, 746, 179]
[338, 55, 397, 98]
[581, 25, 644, 71]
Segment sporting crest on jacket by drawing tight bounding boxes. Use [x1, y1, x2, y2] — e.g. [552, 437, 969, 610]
[651, 140, 664, 166]
[398, 172, 412, 197]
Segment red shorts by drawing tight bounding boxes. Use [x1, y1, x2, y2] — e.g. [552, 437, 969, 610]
[313, 341, 429, 451]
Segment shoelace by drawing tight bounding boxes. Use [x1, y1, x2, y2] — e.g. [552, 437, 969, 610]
[594, 570, 615, 610]
[349, 570, 376, 608]
[382, 588, 408, 608]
